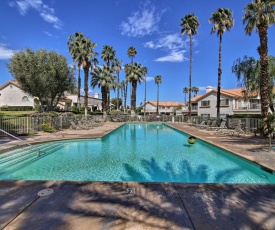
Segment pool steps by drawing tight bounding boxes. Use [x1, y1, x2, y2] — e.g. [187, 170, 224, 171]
[0, 143, 64, 171]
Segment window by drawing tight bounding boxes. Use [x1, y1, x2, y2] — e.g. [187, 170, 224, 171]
[201, 100, 210, 107]
[220, 99, 229, 106]
[201, 114, 210, 119]
[22, 96, 29, 102]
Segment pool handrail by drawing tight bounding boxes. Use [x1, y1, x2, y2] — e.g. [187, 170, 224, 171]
[0, 129, 41, 157]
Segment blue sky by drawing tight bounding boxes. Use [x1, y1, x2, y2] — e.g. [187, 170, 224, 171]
[0, 0, 275, 107]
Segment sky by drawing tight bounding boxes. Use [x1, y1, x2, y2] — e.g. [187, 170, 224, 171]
[1, 0, 275, 107]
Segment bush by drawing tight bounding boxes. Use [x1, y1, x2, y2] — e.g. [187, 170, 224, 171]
[109, 110, 123, 115]
[41, 121, 56, 133]
[0, 106, 34, 111]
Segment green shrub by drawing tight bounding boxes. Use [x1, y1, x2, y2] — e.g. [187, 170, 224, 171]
[0, 106, 34, 111]
[109, 110, 123, 115]
[41, 121, 56, 133]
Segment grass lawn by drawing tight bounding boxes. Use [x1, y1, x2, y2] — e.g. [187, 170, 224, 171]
[0, 111, 36, 117]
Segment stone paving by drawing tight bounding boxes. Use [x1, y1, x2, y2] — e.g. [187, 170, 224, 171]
[0, 122, 275, 230]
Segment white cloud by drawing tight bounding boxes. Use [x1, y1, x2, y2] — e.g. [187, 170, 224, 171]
[145, 77, 154, 82]
[43, 31, 52, 37]
[120, 3, 163, 37]
[0, 43, 15, 59]
[145, 33, 189, 62]
[9, 0, 63, 29]
[155, 50, 187, 62]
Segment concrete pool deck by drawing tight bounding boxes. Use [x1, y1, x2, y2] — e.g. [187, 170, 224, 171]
[0, 122, 275, 229]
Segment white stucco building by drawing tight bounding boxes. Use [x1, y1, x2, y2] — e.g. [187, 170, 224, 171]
[0, 81, 37, 108]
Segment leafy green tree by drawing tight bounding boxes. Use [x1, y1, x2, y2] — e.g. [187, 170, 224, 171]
[209, 8, 234, 124]
[68, 32, 97, 117]
[7, 48, 75, 111]
[180, 13, 200, 121]
[243, 0, 275, 121]
[91, 65, 115, 114]
[111, 98, 122, 110]
[183, 87, 189, 104]
[155, 75, 162, 114]
[125, 62, 147, 113]
[232, 55, 275, 113]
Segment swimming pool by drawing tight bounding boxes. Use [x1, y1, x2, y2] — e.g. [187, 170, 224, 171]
[0, 123, 274, 183]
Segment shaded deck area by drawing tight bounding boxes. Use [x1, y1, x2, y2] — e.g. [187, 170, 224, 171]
[0, 122, 275, 229]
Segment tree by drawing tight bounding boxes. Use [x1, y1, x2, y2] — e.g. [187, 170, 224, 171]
[120, 80, 127, 113]
[101, 45, 116, 113]
[180, 14, 200, 121]
[111, 98, 122, 110]
[243, 0, 275, 121]
[68, 32, 97, 117]
[126, 46, 137, 113]
[155, 75, 162, 114]
[232, 55, 275, 113]
[68, 32, 84, 111]
[183, 87, 189, 104]
[113, 58, 123, 110]
[7, 48, 75, 111]
[91, 65, 115, 114]
[209, 8, 234, 124]
[192, 86, 199, 97]
[124, 62, 147, 113]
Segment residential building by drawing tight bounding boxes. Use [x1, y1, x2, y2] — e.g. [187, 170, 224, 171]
[143, 101, 185, 115]
[185, 86, 261, 118]
[0, 80, 38, 108]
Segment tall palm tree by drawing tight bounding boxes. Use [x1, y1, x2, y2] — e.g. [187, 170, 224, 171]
[113, 58, 123, 110]
[127, 46, 137, 64]
[68, 32, 97, 117]
[101, 45, 116, 113]
[68, 32, 85, 111]
[155, 75, 162, 114]
[192, 86, 199, 97]
[180, 14, 200, 121]
[125, 62, 147, 113]
[91, 65, 115, 114]
[209, 8, 234, 124]
[243, 0, 275, 121]
[126, 47, 137, 113]
[101, 45, 116, 67]
[120, 80, 127, 113]
[183, 87, 189, 103]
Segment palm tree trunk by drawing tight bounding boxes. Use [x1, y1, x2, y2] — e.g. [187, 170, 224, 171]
[188, 35, 192, 120]
[131, 81, 137, 112]
[77, 67, 81, 111]
[144, 76, 147, 116]
[83, 66, 89, 118]
[117, 73, 120, 110]
[101, 87, 108, 114]
[124, 80, 128, 114]
[217, 34, 222, 124]
[258, 25, 269, 121]
[157, 84, 159, 114]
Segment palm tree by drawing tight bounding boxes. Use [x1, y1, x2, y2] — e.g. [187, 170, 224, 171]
[180, 14, 200, 121]
[127, 46, 137, 64]
[91, 65, 115, 114]
[192, 86, 199, 97]
[243, 0, 275, 121]
[209, 8, 234, 124]
[68, 32, 85, 111]
[113, 58, 123, 110]
[120, 80, 127, 113]
[155, 75, 162, 114]
[126, 47, 137, 113]
[101, 45, 116, 113]
[68, 32, 97, 117]
[183, 87, 189, 103]
[125, 62, 147, 113]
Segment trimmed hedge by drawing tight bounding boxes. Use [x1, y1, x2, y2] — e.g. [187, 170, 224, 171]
[0, 106, 34, 111]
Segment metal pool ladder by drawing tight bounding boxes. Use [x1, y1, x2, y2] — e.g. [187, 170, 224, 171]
[0, 129, 41, 157]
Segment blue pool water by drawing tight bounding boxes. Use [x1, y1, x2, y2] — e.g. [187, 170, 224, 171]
[0, 123, 275, 183]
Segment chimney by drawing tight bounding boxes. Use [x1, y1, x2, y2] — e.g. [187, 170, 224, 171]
[94, 93, 99, 98]
[206, 86, 214, 93]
